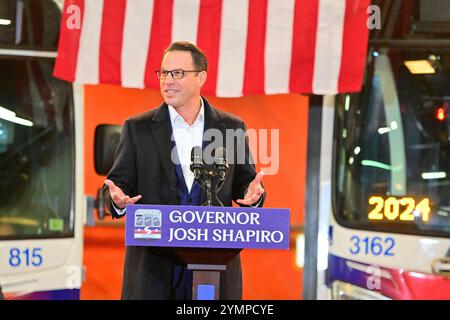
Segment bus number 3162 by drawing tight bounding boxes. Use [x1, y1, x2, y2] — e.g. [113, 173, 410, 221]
[349, 235, 395, 256]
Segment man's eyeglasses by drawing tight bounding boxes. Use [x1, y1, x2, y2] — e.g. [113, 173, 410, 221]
[155, 69, 202, 79]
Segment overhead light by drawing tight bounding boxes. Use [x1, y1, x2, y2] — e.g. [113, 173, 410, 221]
[295, 233, 305, 268]
[421, 172, 446, 180]
[378, 121, 399, 135]
[344, 95, 350, 111]
[361, 160, 392, 171]
[0, 106, 33, 127]
[0, 19, 11, 26]
[404, 60, 435, 74]
[378, 127, 390, 134]
[6, 116, 33, 127]
[354, 146, 361, 155]
[0, 107, 16, 118]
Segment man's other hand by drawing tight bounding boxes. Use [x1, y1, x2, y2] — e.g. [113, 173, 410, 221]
[236, 171, 265, 206]
[104, 179, 142, 209]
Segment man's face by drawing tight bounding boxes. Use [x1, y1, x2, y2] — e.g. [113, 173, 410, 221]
[160, 50, 206, 108]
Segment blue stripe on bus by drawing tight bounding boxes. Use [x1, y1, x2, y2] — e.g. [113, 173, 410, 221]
[9, 289, 80, 300]
[326, 254, 372, 289]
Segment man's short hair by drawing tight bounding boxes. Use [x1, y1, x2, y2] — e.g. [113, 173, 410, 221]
[164, 41, 208, 71]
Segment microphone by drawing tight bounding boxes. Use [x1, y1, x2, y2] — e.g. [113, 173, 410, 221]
[214, 147, 228, 181]
[190, 146, 203, 180]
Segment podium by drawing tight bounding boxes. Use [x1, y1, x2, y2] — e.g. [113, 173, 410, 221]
[125, 204, 290, 300]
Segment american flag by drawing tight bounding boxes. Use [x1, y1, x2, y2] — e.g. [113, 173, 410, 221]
[54, 0, 370, 97]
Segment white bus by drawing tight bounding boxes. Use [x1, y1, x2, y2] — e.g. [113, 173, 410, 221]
[0, 0, 86, 299]
[325, 48, 450, 299]
[304, 1, 450, 300]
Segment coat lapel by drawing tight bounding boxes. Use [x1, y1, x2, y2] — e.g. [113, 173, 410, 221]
[203, 98, 225, 138]
[149, 103, 177, 192]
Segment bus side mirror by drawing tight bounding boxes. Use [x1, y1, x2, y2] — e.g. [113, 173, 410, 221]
[94, 124, 122, 176]
[91, 124, 123, 222]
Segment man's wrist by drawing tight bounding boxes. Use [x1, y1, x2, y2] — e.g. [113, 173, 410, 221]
[245, 187, 263, 208]
[111, 200, 126, 215]
[250, 194, 263, 208]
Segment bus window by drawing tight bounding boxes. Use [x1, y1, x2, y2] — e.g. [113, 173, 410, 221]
[0, 0, 61, 50]
[0, 56, 75, 240]
[333, 49, 450, 238]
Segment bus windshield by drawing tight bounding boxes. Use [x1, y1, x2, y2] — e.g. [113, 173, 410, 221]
[0, 57, 75, 240]
[334, 48, 450, 238]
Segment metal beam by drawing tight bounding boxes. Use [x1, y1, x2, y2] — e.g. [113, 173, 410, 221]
[302, 95, 323, 300]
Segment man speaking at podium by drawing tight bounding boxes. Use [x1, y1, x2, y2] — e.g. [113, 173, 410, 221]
[102, 42, 265, 300]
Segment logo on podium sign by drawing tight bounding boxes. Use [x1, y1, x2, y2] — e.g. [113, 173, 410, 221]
[134, 209, 162, 239]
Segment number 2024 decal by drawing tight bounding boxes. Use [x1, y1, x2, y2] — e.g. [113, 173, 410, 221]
[368, 196, 430, 222]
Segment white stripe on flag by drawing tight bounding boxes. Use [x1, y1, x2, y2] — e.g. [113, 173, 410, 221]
[172, 0, 200, 44]
[121, 0, 154, 88]
[313, 0, 346, 94]
[75, 0, 104, 84]
[264, 0, 295, 94]
[216, 0, 249, 97]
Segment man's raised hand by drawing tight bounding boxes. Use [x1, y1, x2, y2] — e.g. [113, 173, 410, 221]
[104, 179, 142, 209]
[236, 171, 265, 206]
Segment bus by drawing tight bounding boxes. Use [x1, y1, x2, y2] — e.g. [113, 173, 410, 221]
[300, 1, 450, 300]
[0, 0, 86, 299]
[325, 46, 450, 299]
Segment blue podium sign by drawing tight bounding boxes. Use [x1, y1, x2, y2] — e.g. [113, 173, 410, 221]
[125, 205, 290, 250]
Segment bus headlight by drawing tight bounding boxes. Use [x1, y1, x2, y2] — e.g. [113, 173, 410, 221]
[331, 281, 390, 300]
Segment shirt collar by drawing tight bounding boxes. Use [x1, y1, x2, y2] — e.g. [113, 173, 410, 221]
[168, 98, 204, 127]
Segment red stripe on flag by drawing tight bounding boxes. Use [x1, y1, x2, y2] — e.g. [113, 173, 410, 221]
[338, 0, 370, 93]
[197, 0, 223, 95]
[99, 0, 126, 85]
[243, 0, 267, 95]
[54, 0, 85, 81]
[289, 0, 319, 93]
[144, 0, 174, 89]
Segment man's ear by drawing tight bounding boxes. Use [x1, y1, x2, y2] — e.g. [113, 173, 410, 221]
[198, 71, 207, 87]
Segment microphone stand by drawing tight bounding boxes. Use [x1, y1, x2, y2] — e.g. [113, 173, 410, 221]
[191, 147, 227, 207]
[193, 169, 214, 207]
[205, 178, 213, 206]
[194, 168, 224, 207]
[213, 176, 225, 207]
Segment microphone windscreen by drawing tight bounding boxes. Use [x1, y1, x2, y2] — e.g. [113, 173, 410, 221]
[215, 147, 227, 164]
[191, 146, 203, 162]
